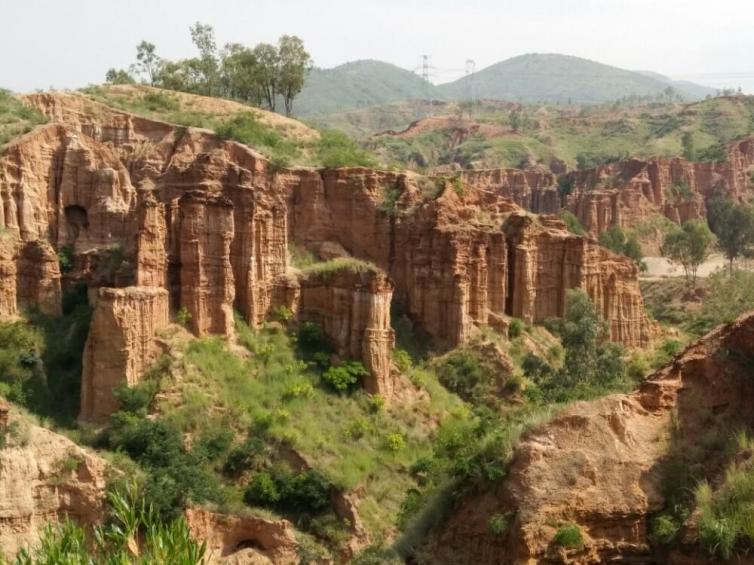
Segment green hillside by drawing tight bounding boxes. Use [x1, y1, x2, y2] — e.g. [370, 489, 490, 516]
[368, 95, 754, 171]
[292, 59, 439, 117]
[437, 54, 715, 104]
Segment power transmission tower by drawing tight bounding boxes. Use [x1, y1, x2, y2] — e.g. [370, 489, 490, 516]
[421, 55, 430, 83]
[465, 59, 476, 118]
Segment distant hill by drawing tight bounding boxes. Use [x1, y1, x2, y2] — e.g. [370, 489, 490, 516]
[437, 54, 716, 104]
[292, 60, 439, 117]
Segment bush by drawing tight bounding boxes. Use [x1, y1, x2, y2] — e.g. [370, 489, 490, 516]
[384, 433, 406, 452]
[216, 113, 301, 168]
[488, 512, 512, 536]
[553, 523, 584, 549]
[322, 361, 368, 393]
[508, 318, 524, 338]
[176, 306, 192, 327]
[560, 211, 585, 235]
[436, 349, 491, 402]
[650, 513, 681, 546]
[223, 437, 266, 476]
[392, 348, 413, 372]
[245, 468, 332, 517]
[57, 245, 74, 273]
[316, 129, 378, 168]
[245, 472, 281, 506]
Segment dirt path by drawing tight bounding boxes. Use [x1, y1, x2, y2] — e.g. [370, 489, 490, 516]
[642, 254, 754, 279]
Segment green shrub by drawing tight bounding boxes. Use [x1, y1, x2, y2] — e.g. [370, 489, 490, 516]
[346, 418, 371, 440]
[245, 468, 332, 517]
[322, 361, 369, 393]
[553, 523, 584, 549]
[223, 437, 266, 476]
[435, 349, 497, 405]
[508, 318, 524, 338]
[296, 321, 332, 358]
[650, 513, 681, 546]
[316, 129, 378, 168]
[216, 113, 301, 168]
[392, 348, 413, 372]
[176, 306, 192, 327]
[245, 471, 281, 506]
[560, 210, 586, 235]
[384, 433, 406, 452]
[488, 512, 512, 536]
[57, 245, 74, 273]
[113, 380, 159, 415]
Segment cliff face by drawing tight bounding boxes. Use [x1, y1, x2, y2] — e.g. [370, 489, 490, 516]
[0, 92, 654, 420]
[0, 403, 109, 558]
[458, 168, 561, 214]
[79, 287, 169, 422]
[296, 268, 396, 396]
[430, 311, 754, 564]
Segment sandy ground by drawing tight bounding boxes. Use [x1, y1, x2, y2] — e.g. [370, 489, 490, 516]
[642, 253, 754, 279]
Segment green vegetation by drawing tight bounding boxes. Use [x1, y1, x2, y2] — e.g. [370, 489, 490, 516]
[216, 113, 302, 168]
[553, 523, 584, 549]
[707, 197, 754, 274]
[0, 285, 91, 425]
[14, 484, 205, 563]
[107, 25, 311, 115]
[0, 89, 48, 147]
[660, 220, 716, 285]
[560, 210, 586, 235]
[598, 226, 644, 269]
[316, 129, 378, 168]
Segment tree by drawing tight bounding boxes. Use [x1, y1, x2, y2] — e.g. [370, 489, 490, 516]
[252, 43, 279, 111]
[681, 131, 695, 161]
[557, 289, 625, 390]
[105, 68, 135, 85]
[189, 22, 219, 95]
[661, 220, 715, 285]
[220, 43, 262, 105]
[277, 35, 311, 116]
[707, 198, 754, 275]
[598, 225, 644, 269]
[133, 41, 160, 85]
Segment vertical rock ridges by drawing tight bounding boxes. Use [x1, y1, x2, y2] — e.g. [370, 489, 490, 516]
[79, 286, 169, 422]
[297, 265, 396, 396]
[177, 191, 235, 337]
[0, 92, 657, 418]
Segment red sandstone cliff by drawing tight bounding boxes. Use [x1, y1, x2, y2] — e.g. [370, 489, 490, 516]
[0, 92, 654, 422]
[429, 310, 754, 564]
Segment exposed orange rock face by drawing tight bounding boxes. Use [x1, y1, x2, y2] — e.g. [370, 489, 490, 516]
[458, 168, 561, 214]
[1, 92, 653, 418]
[177, 191, 235, 337]
[79, 286, 169, 422]
[184, 507, 298, 564]
[430, 311, 754, 564]
[296, 267, 396, 396]
[0, 406, 108, 559]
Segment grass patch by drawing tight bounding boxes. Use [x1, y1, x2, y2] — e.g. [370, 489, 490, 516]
[0, 88, 48, 147]
[299, 257, 380, 278]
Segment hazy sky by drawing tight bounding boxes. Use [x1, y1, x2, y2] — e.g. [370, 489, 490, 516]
[2, 0, 754, 93]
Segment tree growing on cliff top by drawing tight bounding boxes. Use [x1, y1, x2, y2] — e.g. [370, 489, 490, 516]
[117, 25, 311, 115]
[661, 219, 715, 285]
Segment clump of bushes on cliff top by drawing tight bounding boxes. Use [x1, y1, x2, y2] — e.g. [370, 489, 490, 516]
[316, 129, 378, 169]
[216, 112, 302, 169]
[598, 225, 645, 270]
[0, 89, 48, 147]
[559, 210, 586, 235]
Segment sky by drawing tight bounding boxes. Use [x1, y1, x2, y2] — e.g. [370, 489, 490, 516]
[2, 0, 754, 94]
